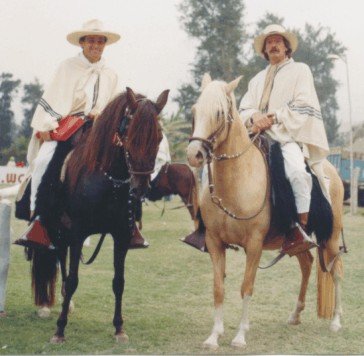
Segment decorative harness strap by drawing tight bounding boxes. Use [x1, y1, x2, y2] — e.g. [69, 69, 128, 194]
[190, 116, 269, 221]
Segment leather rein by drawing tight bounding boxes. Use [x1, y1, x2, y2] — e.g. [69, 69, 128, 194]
[189, 106, 269, 221]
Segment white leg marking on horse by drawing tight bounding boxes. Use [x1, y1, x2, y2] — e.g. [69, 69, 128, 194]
[203, 305, 224, 350]
[231, 294, 251, 348]
[330, 271, 342, 332]
[115, 331, 129, 343]
[288, 300, 304, 325]
[37, 306, 51, 318]
[68, 300, 75, 314]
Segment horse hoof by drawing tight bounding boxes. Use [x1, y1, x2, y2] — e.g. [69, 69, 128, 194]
[287, 316, 301, 325]
[202, 341, 219, 351]
[50, 335, 65, 344]
[231, 340, 247, 349]
[330, 322, 341, 332]
[115, 331, 129, 343]
[37, 306, 51, 318]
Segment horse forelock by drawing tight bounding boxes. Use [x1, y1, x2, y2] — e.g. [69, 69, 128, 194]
[126, 100, 161, 159]
[196, 81, 231, 127]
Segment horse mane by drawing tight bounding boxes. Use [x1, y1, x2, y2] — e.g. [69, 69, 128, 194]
[67, 92, 141, 190]
[67, 91, 160, 190]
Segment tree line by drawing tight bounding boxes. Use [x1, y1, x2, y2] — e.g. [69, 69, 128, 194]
[0, 0, 355, 164]
[0, 73, 42, 165]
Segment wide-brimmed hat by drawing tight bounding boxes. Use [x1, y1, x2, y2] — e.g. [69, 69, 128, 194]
[254, 24, 298, 59]
[67, 19, 120, 46]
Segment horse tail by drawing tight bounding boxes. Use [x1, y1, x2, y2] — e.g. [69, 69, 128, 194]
[316, 250, 335, 318]
[30, 248, 58, 307]
[316, 160, 344, 319]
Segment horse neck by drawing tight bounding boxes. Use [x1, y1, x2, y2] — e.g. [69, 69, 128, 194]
[213, 111, 251, 157]
[211, 112, 262, 191]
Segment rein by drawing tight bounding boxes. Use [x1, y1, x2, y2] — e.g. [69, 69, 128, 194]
[190, 105, 269, 221]
[318, 228, 348, 272]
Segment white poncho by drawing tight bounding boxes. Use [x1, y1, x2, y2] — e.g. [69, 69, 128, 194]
[27, 52, 119, 165]
[239, 58, 330, 199]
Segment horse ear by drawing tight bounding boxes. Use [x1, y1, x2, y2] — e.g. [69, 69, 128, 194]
[200, 73, 212, 91]
[154, 89, 170, 114]
[226, 76, 243, 95]
[126, 87, 138, 111]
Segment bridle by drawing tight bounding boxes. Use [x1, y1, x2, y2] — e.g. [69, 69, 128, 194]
[189, 101, 269, 221]
[113, 99, 156, 178]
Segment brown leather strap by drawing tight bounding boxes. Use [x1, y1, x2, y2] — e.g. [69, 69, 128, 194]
[80, 233, 106, 265]
[318, 228, 348, 272]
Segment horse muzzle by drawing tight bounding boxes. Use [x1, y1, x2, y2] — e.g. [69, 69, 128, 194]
[129, 176, 151, 200]
[187, 140, 207, 168]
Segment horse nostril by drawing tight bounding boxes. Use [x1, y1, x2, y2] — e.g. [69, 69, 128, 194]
[196, 150, 204, 162]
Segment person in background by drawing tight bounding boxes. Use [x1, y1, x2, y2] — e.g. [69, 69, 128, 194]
[6, 157, 16, 167]
[0, 180, 24, 317]
[0, 198, 11, 318]
[151, 132, 171, 181]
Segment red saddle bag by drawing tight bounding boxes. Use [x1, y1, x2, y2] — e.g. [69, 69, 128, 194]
[36, 116, 85, 141]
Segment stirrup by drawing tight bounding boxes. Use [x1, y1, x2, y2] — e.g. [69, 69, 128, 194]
[14, 218, 55, 250]
[281, 223, 318, 257]
[181, 229, 207, 252]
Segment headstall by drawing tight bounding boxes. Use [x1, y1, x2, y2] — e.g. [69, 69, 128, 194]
[112, 100, 155, 179]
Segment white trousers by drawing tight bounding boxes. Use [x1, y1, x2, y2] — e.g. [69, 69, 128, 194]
[0, 200, 11, 312]
[281, 142, 312, 213]
[30, 141, 57, 211]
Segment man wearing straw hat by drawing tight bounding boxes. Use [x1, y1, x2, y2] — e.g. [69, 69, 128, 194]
[16, 19, 148, 250]
[239, 24, 330, 255]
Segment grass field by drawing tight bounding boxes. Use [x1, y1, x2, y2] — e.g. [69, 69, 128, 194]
[0, 197, 363, 355]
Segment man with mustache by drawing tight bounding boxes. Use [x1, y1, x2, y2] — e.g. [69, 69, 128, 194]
[239, 24, 330, 255]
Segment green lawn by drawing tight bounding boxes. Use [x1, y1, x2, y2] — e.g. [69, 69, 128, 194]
[0, 197, 363, 355]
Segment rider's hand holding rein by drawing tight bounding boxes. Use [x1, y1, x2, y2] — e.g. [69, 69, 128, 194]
[250, 112, 277, 134]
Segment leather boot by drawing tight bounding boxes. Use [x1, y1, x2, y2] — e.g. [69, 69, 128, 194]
[14, 217, 54, 249]
[281, 212, 317, 256]
[129, 223, 149, 249]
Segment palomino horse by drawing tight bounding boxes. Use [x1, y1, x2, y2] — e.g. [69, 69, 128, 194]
[31, 87, 169, 343]
[186, 74, 344, 349]
[147, 162, 199, 228]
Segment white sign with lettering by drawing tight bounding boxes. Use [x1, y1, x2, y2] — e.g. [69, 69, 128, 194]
[0, 166, 27, 185]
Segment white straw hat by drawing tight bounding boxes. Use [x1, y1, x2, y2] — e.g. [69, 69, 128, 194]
[66, 19, 121, 46]
[254, 24, 298, 59]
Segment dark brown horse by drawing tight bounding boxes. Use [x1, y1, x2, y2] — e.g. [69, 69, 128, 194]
[147, 162, 199, 228]
[31, 87, 169, 343]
